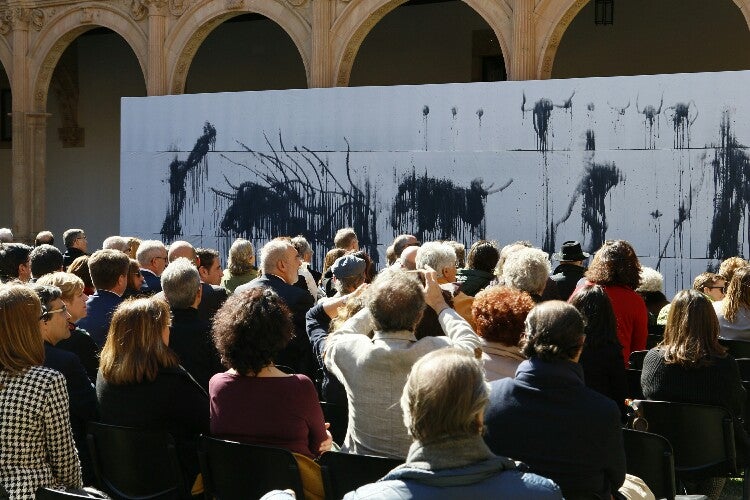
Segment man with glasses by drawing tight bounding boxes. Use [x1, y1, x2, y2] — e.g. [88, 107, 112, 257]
[694, 272, 727, 302]
[136, 239, 169, 294]
[62, 228, 88, 267]
[33, 284, 98, 484]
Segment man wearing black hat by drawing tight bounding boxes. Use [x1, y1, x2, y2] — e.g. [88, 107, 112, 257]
[550, 241, 590, 301]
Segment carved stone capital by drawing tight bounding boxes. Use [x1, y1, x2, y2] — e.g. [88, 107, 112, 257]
[0, 7, 45, 31]
[130, 0, 188, 19]
[225, 0, 244, 10]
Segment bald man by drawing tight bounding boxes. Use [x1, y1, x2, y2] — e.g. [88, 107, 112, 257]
[167, 240, 228, 323]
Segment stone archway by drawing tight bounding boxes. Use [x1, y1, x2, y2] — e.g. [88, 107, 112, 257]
[535, 0, 750, 79]
[331, 0, 512, 86]
[166, 0, 311, 95]
[29, 3, 147, 112]
[0, 36, 12, 87]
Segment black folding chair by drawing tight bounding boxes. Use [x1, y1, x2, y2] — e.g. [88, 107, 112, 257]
[623, 429, 678, 500]
[626, 369, 644, 400]
[86, 422, 189, 500]
[720, 339, 750, 359]
[629, 400, 749, 498]
[320, 402, 348, 445]
[198, 436, 304, 500]
[318, 451, 402, 500]
[736, 358, 750, 382]
[629, 350, 648, 370]
[35, 488, 105, 499]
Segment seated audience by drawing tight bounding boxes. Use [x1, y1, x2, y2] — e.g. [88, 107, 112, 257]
[62, 228, 87, 267]
[32, 284, 98, 485]
[334, 227, 359, 252]
[483, 301, 625, 499]
[457, 239, 499, 296]
[67, 255, 95, 296]
[197, 247, 223, 286]
[0, 242, 32, 283]
[569, 284, 627, 415]
[169, 240, 229, 323]
[0, 227, 12, 242]
[220, 238, 259, 292]
[550, 240, 589, 301]
[122, 258, 146, 299]
[29, 244, 63, 280]
[719, 256, 749, 285]
[694, 272, 727, 302]
[446, 240, 466, 268]
[320, 248, 347, 297]
[583, 240, 648, 366]
[292, 235, 323, 299]
[636, 266, 669, 333]
[714, 266, 750, 340]
[496, 241, 559, 302]
[126, 237, 141, 259]
[37, 272, 99, 383]
[329, 254, 367, 298]
[324, 267, 480, 459]
[0, 284, 82, 497]
[210, 288, 332, 459]
[97, 297, 209, 483]
[77, 249, 130, 346]
[642, 289, 748, 499]
[472, 286, 535, 381]
[162, 258, 223, 391]
[102, 235, 130, 253]
[344, 349, 562, 499]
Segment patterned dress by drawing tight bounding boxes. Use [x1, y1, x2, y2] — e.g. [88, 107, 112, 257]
[0, 366, 82, 499]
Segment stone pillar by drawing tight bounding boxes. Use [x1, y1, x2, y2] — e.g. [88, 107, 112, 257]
[509, 0, 536, 81]
[146, 1, 168, 95]
[310, 0, 334, 88]
[9, 7, 33, 241]
[27, 112, 49, 235]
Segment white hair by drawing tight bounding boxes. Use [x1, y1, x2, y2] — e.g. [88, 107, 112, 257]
[503, 247, 551, 295]
[636, 266, 664, 293]
[0, 228, 12, 243]
[136, 240, 168, 266]
[415, 242, 456, 274]
[260, 239, 293, 275]
[102, 236, 129, 252]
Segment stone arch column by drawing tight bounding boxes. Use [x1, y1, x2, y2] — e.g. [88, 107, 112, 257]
[165, 0, 311, 95]
[330, 0, 512, 86]
[0, 36, 13, 87]
[28, 3, 147, 112]
[535, 0, 750, 79]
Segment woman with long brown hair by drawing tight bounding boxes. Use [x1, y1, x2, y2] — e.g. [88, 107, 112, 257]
[642, 289, 747, 499]
[96, 297, 208, 483]
[0, 284, 82, 498]
[583, 240, 648, 365]
[714, 266, 750, 340]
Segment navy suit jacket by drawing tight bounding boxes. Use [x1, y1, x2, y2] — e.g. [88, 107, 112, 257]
[141, 268, 162, 294]
[77, 289, 123, 347]
[236, 274, 315, 378]
[197, 283, 230, 324]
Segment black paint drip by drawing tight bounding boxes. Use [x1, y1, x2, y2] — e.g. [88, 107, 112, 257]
[585, 130, 596, 151]
[637, 95, 663, 149]
[161, 122, 216, 240]
[212, 135, 379, 269]
[707, 111, 750, 260]
[390, 171, 511, 244]
[670, 102, 696, 149]
[451, 107, 458, 119]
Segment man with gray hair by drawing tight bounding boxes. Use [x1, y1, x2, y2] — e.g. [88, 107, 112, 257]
[168, 240, 229, 323]
[161, 257, 222, 390]
[102, 236, 131, 253]
[236, 238, 315, 378]
[415, 241, 475, 327]
[62, 228, 88, 267]
[136, 239, 169, 293]
[0, 227, 12, 243]
[324, 267, 480, 459]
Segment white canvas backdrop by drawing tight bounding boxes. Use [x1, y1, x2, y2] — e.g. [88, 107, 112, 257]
[121, 71, 750, 297]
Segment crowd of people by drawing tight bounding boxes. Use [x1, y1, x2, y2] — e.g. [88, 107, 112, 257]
[0, 225, 748, 499]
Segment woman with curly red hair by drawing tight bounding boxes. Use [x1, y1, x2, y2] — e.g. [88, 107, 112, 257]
[472, 286, 535, 380]
[582, 240, 648, 366]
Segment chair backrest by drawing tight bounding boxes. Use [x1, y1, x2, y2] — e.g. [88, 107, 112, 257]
[630, 400, 737, 479]
[198, 436, 304, 500]
[626, 369, 644, 400]
[628, 350, 648, 370]
[86, 422, 188, 500]
[318, 451, 403, 500]
[719, 338, 750, 359]
[320, 402, 348, 445]
[34, 488, 100, 499]
[735, 358, 750, 382]
[622, 429, 676, 500]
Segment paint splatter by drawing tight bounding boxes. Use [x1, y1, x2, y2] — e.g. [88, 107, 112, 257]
[636, 94, 663, 149]
[668, 101, 697, 149]
[650, 210, 663, 219]
[161, 122, 216, 240]
[422, 105, 430, 150]
[707, 111, 750, 260]
[391, 170, 511, 244]
[550, 160, 623, 254]
[211, 134, 379, 269]
[451, 107, 458, 119]
[521, 92, 575, 152]
[585, 130, 596, 151]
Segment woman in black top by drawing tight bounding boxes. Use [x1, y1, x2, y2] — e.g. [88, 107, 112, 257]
[641, 289, 747, 499]
[569, 284, 627, 417]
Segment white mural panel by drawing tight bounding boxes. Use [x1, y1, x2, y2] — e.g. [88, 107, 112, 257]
[121, 71, 750, 296]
